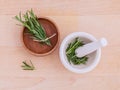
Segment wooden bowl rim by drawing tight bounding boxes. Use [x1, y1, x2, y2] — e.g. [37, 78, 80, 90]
[21, 17, 60, 56]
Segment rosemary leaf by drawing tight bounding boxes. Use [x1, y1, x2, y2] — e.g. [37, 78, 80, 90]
[21, 60, 35, 70]
[66, 38, 88, 65]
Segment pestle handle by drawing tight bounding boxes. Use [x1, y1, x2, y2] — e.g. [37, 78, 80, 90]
[75, 38, 108, 57]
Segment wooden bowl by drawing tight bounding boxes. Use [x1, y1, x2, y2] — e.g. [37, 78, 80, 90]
[22, 18, 59, 56]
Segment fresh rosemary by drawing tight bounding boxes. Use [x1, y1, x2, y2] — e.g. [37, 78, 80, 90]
[21, 60, 35, 70]
[66, 38, 88, 65]
[15, 9, 52, 46]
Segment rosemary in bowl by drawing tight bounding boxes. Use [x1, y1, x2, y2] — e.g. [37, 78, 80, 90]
[15, 9, 59, 55]
[15, 9, 54, 46]
[66, 38, 88, 65]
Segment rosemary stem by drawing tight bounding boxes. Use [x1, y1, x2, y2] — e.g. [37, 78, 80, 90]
[33, 33, 56, 42]
[15, 9, 52, 46]
[66, 41, 80, 54]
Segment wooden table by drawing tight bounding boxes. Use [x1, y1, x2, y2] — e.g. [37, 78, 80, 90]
[0, 0, 120, 90]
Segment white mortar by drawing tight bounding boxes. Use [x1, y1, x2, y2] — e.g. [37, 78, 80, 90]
[59, 32, 101, 73]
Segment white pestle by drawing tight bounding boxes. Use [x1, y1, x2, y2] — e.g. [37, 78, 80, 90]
[75, 38, 108, 57]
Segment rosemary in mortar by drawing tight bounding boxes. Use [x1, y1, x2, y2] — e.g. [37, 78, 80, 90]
[15, 9, 53, 46]
[66, 38, 88, 65]
[21, 60, 35, 70]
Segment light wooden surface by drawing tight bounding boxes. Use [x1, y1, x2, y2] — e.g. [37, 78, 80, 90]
[0, 0, 120, 90]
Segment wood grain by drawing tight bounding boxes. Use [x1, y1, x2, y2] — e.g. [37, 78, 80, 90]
[0, 0, 120, 15]
[0, 0, 120, 90]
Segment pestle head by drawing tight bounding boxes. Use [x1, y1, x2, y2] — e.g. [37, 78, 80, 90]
[100, 38, 108, 47]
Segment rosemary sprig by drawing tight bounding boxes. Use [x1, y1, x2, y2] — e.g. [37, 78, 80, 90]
[15, 9, 52, 46]
[21, 60, 35, 70]
[66, 38, 88, 65]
